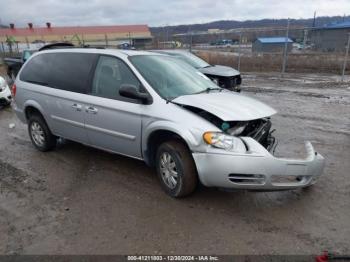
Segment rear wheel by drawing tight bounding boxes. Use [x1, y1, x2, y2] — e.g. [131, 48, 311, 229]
[28, 114, 56, 151]
[156, 140, 198, 197]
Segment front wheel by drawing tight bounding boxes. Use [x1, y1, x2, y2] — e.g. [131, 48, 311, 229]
[28, 114, 57, 152]
[156, 140, 198, 198]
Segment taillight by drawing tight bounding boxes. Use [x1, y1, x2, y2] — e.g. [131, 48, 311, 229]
[12, 84, 17, 97]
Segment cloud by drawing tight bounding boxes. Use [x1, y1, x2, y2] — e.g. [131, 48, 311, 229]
[0, 0, 349, 27]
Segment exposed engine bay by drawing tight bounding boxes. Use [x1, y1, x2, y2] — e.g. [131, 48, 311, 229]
[183, 105, 276, 151]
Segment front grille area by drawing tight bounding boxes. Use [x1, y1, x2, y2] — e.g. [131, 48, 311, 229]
[271, 175, 309, 186]
[242, 119, 273, 149]
[228, 174, 266, 185]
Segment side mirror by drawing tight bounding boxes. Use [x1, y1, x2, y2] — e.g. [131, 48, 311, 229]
[119, 84, 152, 104]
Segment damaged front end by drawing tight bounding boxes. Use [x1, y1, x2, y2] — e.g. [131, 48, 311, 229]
[183, 105, 276, 152]
[223, 118, 276, 152]
[173, 92, 325, 191]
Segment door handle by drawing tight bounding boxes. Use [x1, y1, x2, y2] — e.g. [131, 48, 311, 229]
[86, 106, 98, 114]
[72, 103, 82, 111]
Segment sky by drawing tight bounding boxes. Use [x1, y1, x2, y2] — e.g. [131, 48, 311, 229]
[0, 0, 349, 27]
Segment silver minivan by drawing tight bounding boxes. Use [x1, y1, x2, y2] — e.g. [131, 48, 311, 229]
[12, 48, 325, 197]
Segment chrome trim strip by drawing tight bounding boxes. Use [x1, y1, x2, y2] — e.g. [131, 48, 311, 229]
[85, 124, 136, 141]
[51, 115, 84, 128]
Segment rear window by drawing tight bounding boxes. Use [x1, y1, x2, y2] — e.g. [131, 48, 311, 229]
[20, 52, 97, 94]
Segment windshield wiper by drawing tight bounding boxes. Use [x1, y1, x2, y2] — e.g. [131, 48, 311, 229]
[195, 87, 222, 94]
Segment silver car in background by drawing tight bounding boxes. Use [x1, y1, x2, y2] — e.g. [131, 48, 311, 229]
[12, 48, 325, 197]
[152, 50, 242, 92]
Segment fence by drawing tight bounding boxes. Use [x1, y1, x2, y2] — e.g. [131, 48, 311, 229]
[154, 22, 350, 80]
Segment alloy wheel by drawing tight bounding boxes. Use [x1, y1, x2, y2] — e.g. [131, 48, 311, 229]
[159, 152, 178, 189]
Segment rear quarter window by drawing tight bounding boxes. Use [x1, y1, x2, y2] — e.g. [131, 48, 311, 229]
[20, 52, 97, 94]
[20, 54, 50, 85]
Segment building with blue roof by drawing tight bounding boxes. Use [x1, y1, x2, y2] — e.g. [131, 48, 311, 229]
[310, 21, 350, 52]
[319, 21, 350, 30]
[252, 37, 293, 53]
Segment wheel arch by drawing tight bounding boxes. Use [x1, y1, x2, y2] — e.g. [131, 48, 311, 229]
[143, 124, 199, 167]
[24, 100, 46, 121]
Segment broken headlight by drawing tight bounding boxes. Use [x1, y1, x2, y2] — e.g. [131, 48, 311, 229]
[203, 132, 245, 151]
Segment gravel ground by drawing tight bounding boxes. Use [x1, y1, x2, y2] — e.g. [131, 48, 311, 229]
[0, 72, 349, 255]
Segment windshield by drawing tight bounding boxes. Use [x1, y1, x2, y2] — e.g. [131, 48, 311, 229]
[130, 55, 219, 99]
[174, 52, 210, 69]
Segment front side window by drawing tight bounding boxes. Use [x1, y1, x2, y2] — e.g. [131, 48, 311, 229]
[130, 55, 218, 100]
[91, 55, 141, 101]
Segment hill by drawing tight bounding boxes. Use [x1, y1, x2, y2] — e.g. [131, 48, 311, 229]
[150, 16, 350, 35]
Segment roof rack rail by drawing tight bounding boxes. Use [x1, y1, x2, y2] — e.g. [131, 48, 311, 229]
[38, 42, 75, 51]
[39, 43, 108, 52]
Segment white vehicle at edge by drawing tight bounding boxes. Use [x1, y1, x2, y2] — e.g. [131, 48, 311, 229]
[0, 76, 12, 106]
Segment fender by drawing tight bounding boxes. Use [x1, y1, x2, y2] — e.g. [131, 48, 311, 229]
[142, 120, 202, 157]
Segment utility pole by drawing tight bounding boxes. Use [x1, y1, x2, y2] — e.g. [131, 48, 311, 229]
[104, 34, 108, 47]
[237, 30, 242, 71]
[189, 32, 193, 52]
[303, 29, 308, 50]
[166, 24, 169, 43]
[187, 25, 192, 52]
[341, 33, 350, 82]
[312, 11, 316, 28]
[281, 18, 290, 78]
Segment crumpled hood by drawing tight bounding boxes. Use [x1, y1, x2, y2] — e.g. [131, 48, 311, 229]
[173, 91, 277, 121]
[199, 65, 240, 77]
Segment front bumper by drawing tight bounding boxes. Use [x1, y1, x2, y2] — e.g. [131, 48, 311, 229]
[192, 137, 325, 190]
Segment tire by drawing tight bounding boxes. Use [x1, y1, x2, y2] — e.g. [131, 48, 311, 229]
[155, 140, 198, 197]
[28, 114, 57, 152]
